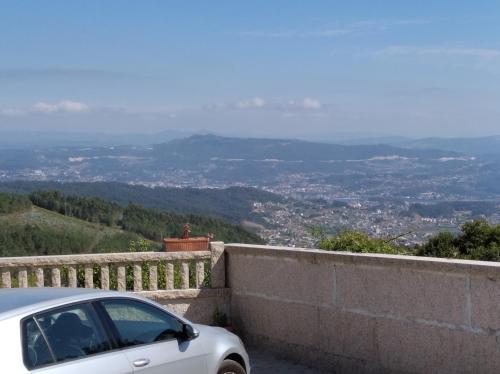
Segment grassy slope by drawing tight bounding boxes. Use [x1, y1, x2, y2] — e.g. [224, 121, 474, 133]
[0, 206, 153, 256]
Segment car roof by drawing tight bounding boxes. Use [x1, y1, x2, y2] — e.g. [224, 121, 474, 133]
[0, 288, 125, 320]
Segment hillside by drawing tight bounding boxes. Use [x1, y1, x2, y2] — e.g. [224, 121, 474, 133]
[409, 201, 499, 218]
[396, 136, 500, 156]
[0, 191, 264, 257]
[154, 134, 454, 161]
[0, 205, 145, 257]
[0, 182, 282, 225]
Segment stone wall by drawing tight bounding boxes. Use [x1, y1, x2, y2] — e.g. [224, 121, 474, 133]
[139, 289, 230, 325]
[226, 244, 500, 374]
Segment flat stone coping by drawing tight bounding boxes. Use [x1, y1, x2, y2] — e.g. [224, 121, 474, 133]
[225, 244, 500, 276]
[0, 251, 211, 267]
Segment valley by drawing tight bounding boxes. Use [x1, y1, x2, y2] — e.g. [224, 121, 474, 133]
[0, 135, 498, 247]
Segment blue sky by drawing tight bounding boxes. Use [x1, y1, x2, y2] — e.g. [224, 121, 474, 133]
[1, 1, 499, 138]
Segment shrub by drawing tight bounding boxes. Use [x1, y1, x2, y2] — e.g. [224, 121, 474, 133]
[319, 230, 406, 254]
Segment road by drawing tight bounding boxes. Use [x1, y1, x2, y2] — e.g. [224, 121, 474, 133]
[249, 349, 326, 374]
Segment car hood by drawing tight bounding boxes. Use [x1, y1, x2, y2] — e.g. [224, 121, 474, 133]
[193, 324, 234, 338]
[193, 323, 244, 347]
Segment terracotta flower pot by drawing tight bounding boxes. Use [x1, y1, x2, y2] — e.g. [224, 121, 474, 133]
[163, 237, 210, 252]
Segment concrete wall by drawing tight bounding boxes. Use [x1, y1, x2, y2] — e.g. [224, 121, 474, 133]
[226, 244, 500, 374]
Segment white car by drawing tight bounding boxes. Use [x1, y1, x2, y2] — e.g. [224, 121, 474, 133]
[0, 288, 250, 374]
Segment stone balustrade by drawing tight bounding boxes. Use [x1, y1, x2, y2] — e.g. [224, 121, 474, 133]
[0, 250, 212, 291]
[0, 242, 228, 324]
[0, 242, 224, 292]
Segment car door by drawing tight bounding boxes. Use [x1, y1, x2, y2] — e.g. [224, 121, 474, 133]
[98, 298, 207, 374]
[23, 302, 133, 374]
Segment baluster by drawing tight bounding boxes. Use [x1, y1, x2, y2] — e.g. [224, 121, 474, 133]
[166, 262, 174, 290]
[84, 265, 94, 288]
[101, 265, 110, 290]
[133, 264, 142, 292]
[210, 242, 225, 288]
[35, 267, 44, 287]
[117, 265, 126, 291]
[181, 262, 189, 289]
[68, 266, 77, 288]
[195, 261, 205, 288]
[149, 264, 158, 291]
[1, 270, 11, 288]
[51, 268, 61, 287]
[18, 268, 28, 288]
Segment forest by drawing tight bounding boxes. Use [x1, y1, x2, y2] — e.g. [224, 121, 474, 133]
[0, 181, 282, 224]
[0, 191, 263, 257]
[0, 192, 31, 214]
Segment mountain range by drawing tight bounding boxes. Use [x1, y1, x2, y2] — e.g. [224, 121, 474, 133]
[0, 134, 498, 199]
[394, 136, 500, 157]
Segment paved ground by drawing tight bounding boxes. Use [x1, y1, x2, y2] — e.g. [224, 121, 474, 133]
[248, 349, 324, 374]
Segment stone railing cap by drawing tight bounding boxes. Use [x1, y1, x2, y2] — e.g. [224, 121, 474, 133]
[225, 243, 500, 276]
[0, 251, 211, 267]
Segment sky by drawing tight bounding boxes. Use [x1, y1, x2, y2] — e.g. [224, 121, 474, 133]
[1, 1, 499, 139]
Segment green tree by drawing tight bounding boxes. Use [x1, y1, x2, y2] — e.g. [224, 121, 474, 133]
[319, 230, 406, 255]
[0, 192, 31, 214]
[416, 231, 458, 258]
[417, 219, 500, 261]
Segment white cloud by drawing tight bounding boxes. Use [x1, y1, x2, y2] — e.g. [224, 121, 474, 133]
[32, 102, 58, 114]
[204, 102, 228, 111]
[32, 100, 89, 114]
[307, 29, 351, 37]
[288, 98, 322, 110]
[301, 98, 322, 110]
[204, 97, 323, 113]
[240, 18, 431, 39]
[240, 29, 350, 38]
[0, 108, 26, 117]
[240, 30, 295, 38]
[236, 97, 266, 109]
[393, 19, 432, 26]
[1, 100, 90, 118]
[235, 97, 321, 110]
[376, 46, 500, 58]
[351, 19, 431, 29]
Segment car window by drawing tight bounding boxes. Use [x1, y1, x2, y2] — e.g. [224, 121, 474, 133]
[23, 317, 55, 369]
[100, 299, 183, 348]
[33, 303, 111, 363]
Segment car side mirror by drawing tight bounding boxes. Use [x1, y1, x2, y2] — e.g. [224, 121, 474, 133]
[182, 323, 199, 341]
